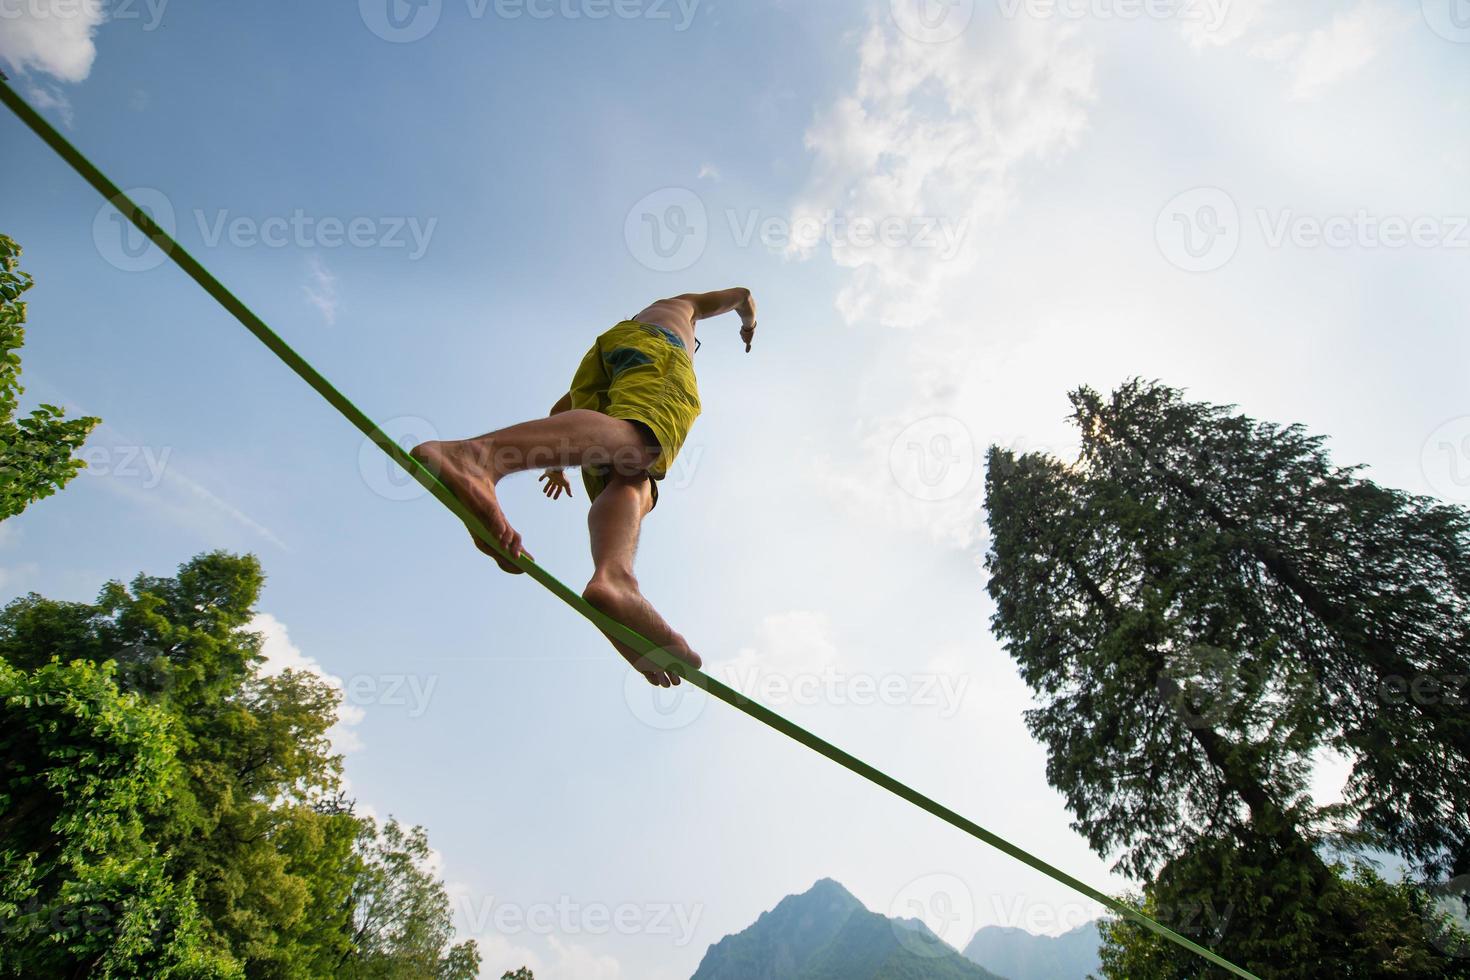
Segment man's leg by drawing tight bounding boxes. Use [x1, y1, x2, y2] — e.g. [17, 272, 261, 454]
[411, 409, 656, 569]
[581, 473, 703, 687]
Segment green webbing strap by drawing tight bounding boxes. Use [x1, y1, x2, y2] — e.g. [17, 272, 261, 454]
[1, 79, 1260, 980]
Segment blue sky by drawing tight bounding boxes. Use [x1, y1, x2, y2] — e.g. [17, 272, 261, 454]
[3, 1, 1470, 977]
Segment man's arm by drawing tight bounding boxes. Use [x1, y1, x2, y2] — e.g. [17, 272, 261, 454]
[680, 287, 755, 323]
[677, 287, 758, 352]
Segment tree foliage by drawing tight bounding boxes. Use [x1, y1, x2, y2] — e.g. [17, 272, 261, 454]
[0, 552, 478, 978]
[0, 233, 99, 521]
[0, 657, 239, 978]
[985, 380, 1470, 976]
[1097, 849, 1470, 979]
[341, 817, 480, 979]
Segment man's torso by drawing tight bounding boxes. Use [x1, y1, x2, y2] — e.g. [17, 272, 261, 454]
[630, 299, 697, 353]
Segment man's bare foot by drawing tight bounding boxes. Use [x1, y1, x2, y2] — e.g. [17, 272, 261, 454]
[411, 439, 525, 574]
[470, 531, 524, 574]
[583, 574, 702, 688]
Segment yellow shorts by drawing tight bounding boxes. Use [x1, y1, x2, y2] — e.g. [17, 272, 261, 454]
[568, 320, 701, 509]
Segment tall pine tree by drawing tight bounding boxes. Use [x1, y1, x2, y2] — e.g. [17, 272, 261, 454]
[985, 380, 1470, 975]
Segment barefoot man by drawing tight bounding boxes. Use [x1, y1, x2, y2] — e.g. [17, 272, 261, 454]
[412, 288, 757, 688]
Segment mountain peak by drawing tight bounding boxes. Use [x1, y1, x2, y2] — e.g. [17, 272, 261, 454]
[690, 880, 1005, 980]
[962, 921, 1103, 980]
[794, 878, 859, 905]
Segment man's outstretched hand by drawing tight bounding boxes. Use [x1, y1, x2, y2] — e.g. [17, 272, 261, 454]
[539, 469, 573, 500]
[740, 321, 756, 352]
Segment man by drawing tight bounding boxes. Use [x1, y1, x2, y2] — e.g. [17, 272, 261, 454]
[412, 288, 757, 688]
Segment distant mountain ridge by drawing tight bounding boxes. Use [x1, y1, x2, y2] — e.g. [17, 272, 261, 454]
[962, 922, 1103, 980]
[689, 879, 1007, 980]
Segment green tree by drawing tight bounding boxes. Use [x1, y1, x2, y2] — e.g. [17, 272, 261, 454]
[1097, 849, 1470, 978]
[984, 380, 1469, 976]
[0, 552, 357, 973]
[0, 657, 239, 978]
[341, 817, 481, 979]
[0, 233, 99, 520]
[0, 552, 478, 977]
[1066, 381, 1470, 884]
[501, 969, 535, 980]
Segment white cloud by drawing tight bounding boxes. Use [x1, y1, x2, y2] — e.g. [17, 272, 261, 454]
[303, 255, 339, 326]
[810, 360, 989, 549]
[0, 0, 105, 82]
[1309, 746, 1354, 812]
[713, 610, 838, 693]
[697, 162, 721, 181]
[1247, 31, 1303, 63]
[252, 612, 365, 753]
[1288, 3, 1405, 101]
[470, 934, 542, 979]
[788, 16, 1095, 329]
[1180, 0, 1279, 48]
[1181, 0, 1407, 101]
[21, 79, 75, 125]
[544, 936, 623, 980]
[784, 15, 1095, 547]
[787, 2, 1414, 552]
